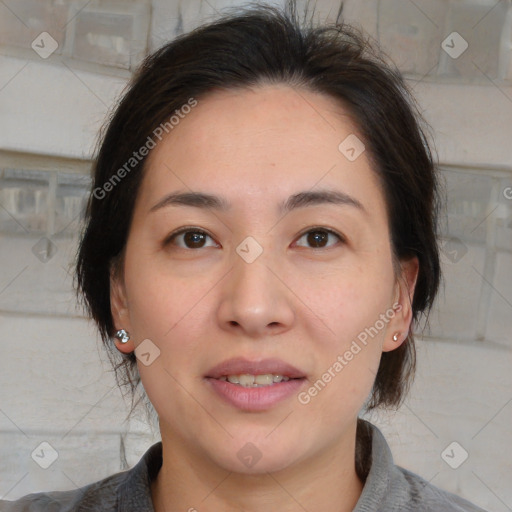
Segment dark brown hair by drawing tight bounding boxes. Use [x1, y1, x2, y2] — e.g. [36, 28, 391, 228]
[76, 2, 441, 411]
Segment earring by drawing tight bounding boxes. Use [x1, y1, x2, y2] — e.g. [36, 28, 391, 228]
[392, 332, 400, 342]
[115, 329, 130, 344]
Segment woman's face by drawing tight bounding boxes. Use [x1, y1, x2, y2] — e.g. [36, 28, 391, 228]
[111, 85, 417, 473]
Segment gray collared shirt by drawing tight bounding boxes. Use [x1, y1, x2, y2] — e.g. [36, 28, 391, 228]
[0, 420, 488, 511]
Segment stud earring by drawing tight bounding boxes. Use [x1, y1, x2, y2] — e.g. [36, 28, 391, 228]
[115, 329, 130, 344]
[392, 332, 400, 342]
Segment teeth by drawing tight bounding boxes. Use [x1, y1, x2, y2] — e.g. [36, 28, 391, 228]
[255, 374, 273, 385]
[221, 374, 291, 387]
[238, 374, 254, 386]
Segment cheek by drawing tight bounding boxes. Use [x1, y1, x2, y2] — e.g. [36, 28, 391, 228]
[294, 258, 394, 407]
[123, 246, 215, 341]
[298, 258, 395, 343]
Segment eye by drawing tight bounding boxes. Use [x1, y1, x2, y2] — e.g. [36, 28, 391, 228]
[164, 227, 219, 249]
[294, 227, 344, 249]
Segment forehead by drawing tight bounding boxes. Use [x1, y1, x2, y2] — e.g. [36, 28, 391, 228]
[138, 85, 385, 217]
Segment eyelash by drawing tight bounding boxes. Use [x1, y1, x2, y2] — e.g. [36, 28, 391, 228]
[164, 226, 345, 250]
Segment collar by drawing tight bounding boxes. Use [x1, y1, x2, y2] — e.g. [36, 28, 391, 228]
[117, 440, 162, 511]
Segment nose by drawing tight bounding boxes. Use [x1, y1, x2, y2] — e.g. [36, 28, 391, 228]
[216, 249, 295, 338]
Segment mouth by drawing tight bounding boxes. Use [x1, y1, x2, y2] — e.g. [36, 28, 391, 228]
[216, 373, 295, 387]
[205, 356, 306, 382]
[204, 357, 307, 410]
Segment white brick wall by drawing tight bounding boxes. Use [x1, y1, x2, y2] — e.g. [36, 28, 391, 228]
[1, 0, 511, 509]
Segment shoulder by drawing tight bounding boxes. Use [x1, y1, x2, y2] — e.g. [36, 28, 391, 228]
[0, 471, 125, 512]
[0, 442, 162, 512]
[355, 420, 488, 512]
[394, 466, 489, 512]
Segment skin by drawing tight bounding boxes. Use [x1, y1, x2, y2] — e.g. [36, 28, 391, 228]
[110, 84, 418, 512]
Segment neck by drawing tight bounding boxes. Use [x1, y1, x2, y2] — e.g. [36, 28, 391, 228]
[151, 421, 365, 512]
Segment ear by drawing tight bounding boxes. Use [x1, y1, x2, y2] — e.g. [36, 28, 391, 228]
[382, 255, 419, 353]
[110, 264, 135, 354]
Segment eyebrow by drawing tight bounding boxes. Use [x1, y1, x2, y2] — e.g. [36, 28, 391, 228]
[149, 189, 365, 215]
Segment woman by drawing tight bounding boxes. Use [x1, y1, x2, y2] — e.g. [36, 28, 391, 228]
[1, 2, 488, 511]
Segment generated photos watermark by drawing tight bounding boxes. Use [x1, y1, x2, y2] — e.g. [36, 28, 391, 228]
[298, 302, 402, 405]
[93, 97, 198, 200]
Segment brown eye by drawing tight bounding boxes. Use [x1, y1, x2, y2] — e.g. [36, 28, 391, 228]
[166, 229, 218, 249]
[295, 228, 343, 249]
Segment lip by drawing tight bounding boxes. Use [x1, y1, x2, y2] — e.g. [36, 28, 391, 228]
[204, 357, 307, 412]
[206, 377, 305, 411]
[205, 357, 306, 379]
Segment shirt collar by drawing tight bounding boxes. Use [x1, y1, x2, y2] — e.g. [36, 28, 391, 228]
[118, 441, 162, 511]
[353, 419, 395, 511]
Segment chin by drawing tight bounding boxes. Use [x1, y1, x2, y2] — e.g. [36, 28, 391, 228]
[210, 433, 308, 475]
[223, 451, 299, 475]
